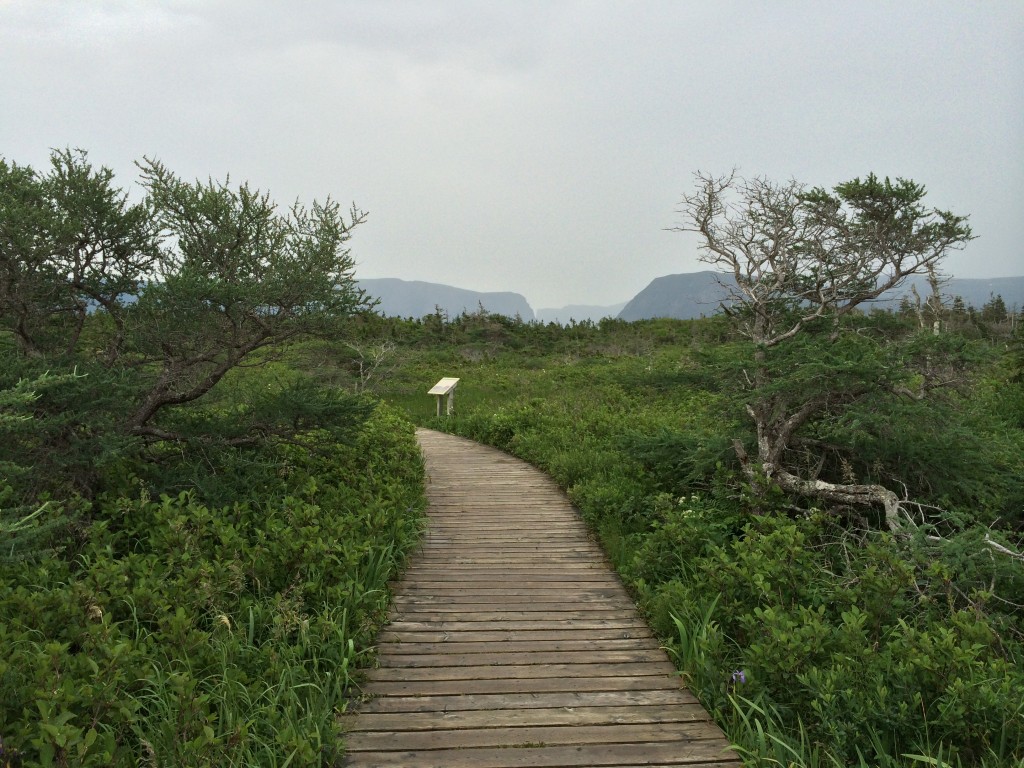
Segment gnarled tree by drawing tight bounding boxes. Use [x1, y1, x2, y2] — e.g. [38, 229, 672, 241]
[1, 149, 371, 461]
[123, 158, 370, 437]
[674, 172, 973, 532]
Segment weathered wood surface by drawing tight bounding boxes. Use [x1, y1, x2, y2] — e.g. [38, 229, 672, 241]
[342, 428, 739, 767]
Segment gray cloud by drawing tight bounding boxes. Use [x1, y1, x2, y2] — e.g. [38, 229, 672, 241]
[2, 1, 1021, 308]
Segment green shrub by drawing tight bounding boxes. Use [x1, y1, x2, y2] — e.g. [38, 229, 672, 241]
[0, 403, 425, 767]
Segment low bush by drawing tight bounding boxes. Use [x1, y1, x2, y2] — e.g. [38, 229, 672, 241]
[0, 404, 425, 767]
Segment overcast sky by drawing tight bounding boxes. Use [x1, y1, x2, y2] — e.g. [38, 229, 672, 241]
[2, 1, 1021, 309]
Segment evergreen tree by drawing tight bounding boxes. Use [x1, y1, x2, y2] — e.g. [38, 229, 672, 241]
[981, 293, 1008, 324]
[0, 149, 372, 447]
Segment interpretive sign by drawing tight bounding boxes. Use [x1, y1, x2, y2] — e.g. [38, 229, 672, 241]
[427, 377, 460, 417]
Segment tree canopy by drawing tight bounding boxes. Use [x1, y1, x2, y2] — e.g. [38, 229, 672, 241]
[0, 149, 372, 505]
[1, 149, 369, 422]
[675, 172, 975, 532]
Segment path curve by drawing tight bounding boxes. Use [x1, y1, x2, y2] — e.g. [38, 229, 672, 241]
[342, 428, 739, 767]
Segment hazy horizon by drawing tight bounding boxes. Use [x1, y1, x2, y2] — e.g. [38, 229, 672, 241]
[2, 2, 1021, 308]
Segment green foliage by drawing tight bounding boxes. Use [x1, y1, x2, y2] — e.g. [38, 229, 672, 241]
[370, 310, 1024, 767]
[124, 158, 370, 428]
[979, 294, 1008, 325]
[0, 148, 372, 448]
[625, 429, 737, 496]
[1008, 323, 1024, 384]
[0, 148, 427, 766]
[675, 172, 986, 547]
[657, 511, 1024, 765]
[0, 150, 159, 358]
[0, 353, 142, 506]
[0, 368, 94, 562]
[0, 403, 425, 767]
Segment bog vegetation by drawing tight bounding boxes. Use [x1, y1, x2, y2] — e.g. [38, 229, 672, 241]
[0, 151, 425, 766]
[1, 152, 1022, 766]
[370, 304, 1022, 767]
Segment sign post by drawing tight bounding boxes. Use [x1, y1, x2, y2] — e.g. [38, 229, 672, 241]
[427, 377, 460, 417]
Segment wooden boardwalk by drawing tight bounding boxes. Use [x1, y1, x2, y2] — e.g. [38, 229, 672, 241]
[342, 429, 739, 767]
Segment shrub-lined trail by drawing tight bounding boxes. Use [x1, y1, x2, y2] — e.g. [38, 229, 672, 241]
[342, 428, 739, 767]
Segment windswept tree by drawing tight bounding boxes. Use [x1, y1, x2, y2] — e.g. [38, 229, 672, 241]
[674, 172, 974, 532]
[124, 158, 370, 437]
[0, 149, 372, 500]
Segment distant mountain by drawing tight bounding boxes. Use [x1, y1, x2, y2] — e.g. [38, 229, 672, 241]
[358, 278, 534, 320]
[535, 302, 628, 324]
[617, 272, 731, 321]
[617, 271, 1024, 321]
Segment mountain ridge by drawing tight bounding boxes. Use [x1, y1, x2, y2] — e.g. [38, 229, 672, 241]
[357, 273, 1024, 324]
[358, 277, 535, 320]
[618, 272, 1024, 321]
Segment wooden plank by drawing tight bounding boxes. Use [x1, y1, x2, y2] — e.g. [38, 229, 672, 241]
[396, 582, 620, 591]
[382, 620, 650, 633]
[357, 674, 688, 697]
[377, 627, 654, 643]
[365, 661, 679, 682]
[377, 649, 668, 668]
[391, 591, 632, 602]
[398, 565, 611, 573]
[374, 638, 659, 654]
[410, 572, 612, 586]
[346, 703, 713, 731]
[355, 689, 700, 714]
[389, 594, 628, 604]
[342, 741, 739, 767]
[411, 554, 604, 562]
[345, 721, 727, 751]
[393, 591, 630, 601]
[387, 609, 636, 622]
[389, 610, 640, 621]
[389, 602, 638, 614]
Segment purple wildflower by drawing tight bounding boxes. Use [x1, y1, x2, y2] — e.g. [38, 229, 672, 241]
[730, 669, 747, 685]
